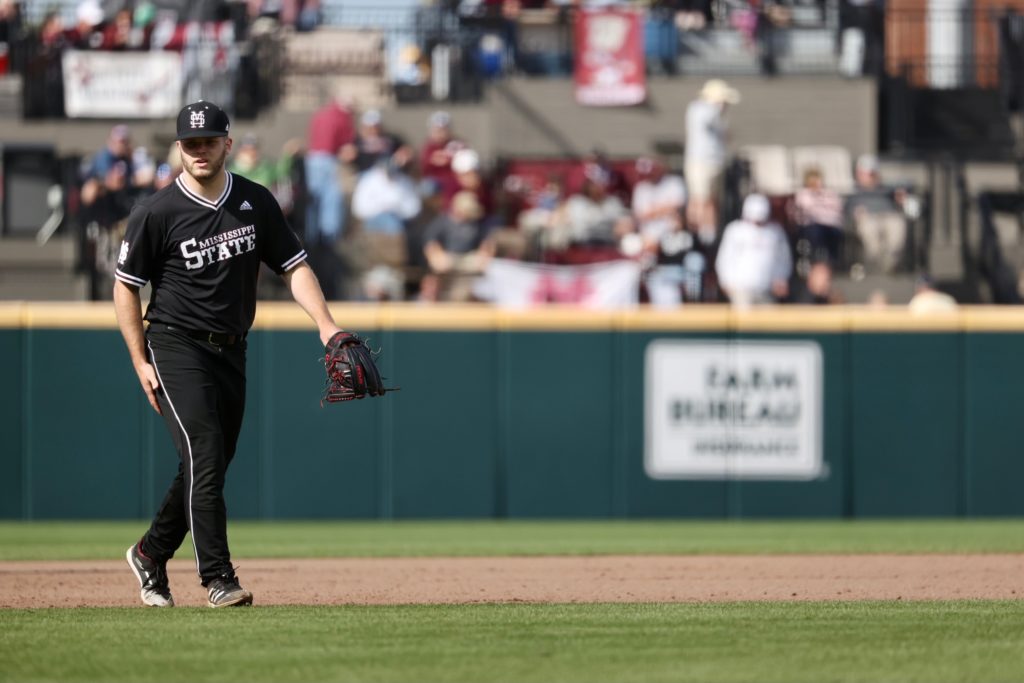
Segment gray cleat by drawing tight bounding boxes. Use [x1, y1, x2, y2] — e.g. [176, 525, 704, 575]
[126, 542, 174, 607]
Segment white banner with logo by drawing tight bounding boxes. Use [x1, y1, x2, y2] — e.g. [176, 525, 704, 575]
[62, 50, 183, 118]
[475, 258, 642, 308]
[645, 340, 824, 480]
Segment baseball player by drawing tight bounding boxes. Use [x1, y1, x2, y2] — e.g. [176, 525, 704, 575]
[114, 101, 343, 608]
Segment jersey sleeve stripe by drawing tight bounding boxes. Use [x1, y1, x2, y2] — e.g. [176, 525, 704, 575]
[115, 269, 148, 287]
[281, 250, 307, 271]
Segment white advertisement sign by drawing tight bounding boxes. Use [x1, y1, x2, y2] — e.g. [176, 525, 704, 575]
[645, 340, 824, 480]
[63, 50, 183, 118]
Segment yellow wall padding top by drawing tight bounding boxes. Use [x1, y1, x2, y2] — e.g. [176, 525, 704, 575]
[1, 301, 1024, 332]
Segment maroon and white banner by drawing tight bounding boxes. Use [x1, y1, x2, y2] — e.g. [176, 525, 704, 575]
[63, 50, 183, 118]
[574, 8, 646, 106]
[476, 258, 642, 309]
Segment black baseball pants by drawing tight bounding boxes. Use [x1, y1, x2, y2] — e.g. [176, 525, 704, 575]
[139, 326, 246, 585]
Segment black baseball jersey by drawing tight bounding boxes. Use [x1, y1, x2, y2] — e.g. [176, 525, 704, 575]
[114, 172, 306, 335]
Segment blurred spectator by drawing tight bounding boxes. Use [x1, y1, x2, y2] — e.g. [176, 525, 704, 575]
[85, 125, 134, 179]
[350, 159, 422, 293]
[792, 166, 844, 266]
[341, 109, 413, 175]
[675, 0, 711, 30]
[38, 10, 66, 50]
[685, 79, 740, 245]
[646, 0, 680, 75]
[153, 160, 177, 191]
[458, 0, 520, 77]
[305, 93, 354, 245]
[421, 190, 496, 301]
[352, 159, 423, 236]
[844, 154, 907, 273]
[567, 149, 629, 203]
[838, 0, 884, 77]
[908, 274, 958, 314]
[555, 169, 634, 257]
[101, 8, 146, 50]
[715, 193, 792, 307]
[26, 11, 69, 117]
[229, 134, 287, 187]
[391, 41, 431, 103]
[362, 264, 406, 301]
[79, 124, 154, 299]
[68, 0, 106, 49]
[517, 172, 567, 257]
[0, 0, 21, 74]
[449, 148, 494, 216]
[631, 156, 690, 307]
[228, 134, 299, 216]
[406, 178, 448, 284]
[80, 124, 146, 223]
[419, 110, 466, 201]
[631, 156, 687, 261]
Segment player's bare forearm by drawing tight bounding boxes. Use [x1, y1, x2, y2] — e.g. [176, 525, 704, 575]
[113, 280, 162, 414]
[113, 280, 148, 367]
[283, 262, 342, 345]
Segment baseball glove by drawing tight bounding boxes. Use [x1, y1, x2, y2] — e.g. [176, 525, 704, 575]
[322, 331, 394, 404]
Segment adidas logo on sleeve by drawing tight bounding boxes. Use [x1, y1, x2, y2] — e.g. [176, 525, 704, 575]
[240, 200, 253, 211]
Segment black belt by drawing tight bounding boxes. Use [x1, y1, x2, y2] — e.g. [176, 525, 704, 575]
[150, 323, 243, 346]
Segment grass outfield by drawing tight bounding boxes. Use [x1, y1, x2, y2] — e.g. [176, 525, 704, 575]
[2, 519, 1024, 561]
[3, 521, 1023, 682]
[2, 602, 1024, 683]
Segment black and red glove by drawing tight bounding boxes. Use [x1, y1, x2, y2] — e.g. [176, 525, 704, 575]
[322, 331, 393, 404]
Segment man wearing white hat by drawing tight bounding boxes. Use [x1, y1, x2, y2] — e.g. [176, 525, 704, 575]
[685, 79, 741, 245]
[714, 193, 792, 308]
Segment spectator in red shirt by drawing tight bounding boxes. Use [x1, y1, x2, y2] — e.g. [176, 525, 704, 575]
[419, 110, 465, 201]
[304, 93, 355, 245]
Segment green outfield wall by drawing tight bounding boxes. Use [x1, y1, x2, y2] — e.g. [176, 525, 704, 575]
[2, 303, 1023, 520]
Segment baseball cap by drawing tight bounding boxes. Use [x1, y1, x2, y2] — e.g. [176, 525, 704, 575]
[856, 153, 879, 174]
[175, 101, 230, 141]
[451, 149, 480, 174]
[742, 193, 771, 223]
[77, 0, 104, 27]
[701, 79, 741, 105]
[361, 109, 382, 126]
[429, 110, 451, 129]
[635, 157, 658, 176]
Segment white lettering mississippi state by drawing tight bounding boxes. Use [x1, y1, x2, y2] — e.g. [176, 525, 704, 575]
[180, 225, 257, 270]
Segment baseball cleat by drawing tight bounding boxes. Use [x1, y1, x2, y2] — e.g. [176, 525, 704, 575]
[126, 542, 174, 607]
[206, 574, 254, 608]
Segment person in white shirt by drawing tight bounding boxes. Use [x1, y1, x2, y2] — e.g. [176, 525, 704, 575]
[715, 193, 792, 307]
[351, 159, 422, 234]
[632, 156, 687, 251]
[685, 79, 740, 244]
[632, 157, 690, 307]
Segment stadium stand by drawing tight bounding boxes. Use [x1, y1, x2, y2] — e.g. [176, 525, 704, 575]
[0, 0, 1022, 306]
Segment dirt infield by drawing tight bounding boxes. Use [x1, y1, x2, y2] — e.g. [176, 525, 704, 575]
[1, 555, 1022, 608]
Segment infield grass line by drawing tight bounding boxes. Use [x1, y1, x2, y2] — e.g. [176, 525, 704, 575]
[2, 601, 1023, 683]
[2, 519, 1024, 561]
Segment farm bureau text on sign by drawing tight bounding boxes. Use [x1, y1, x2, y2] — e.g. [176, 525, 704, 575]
[645, 340, 824, 480]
